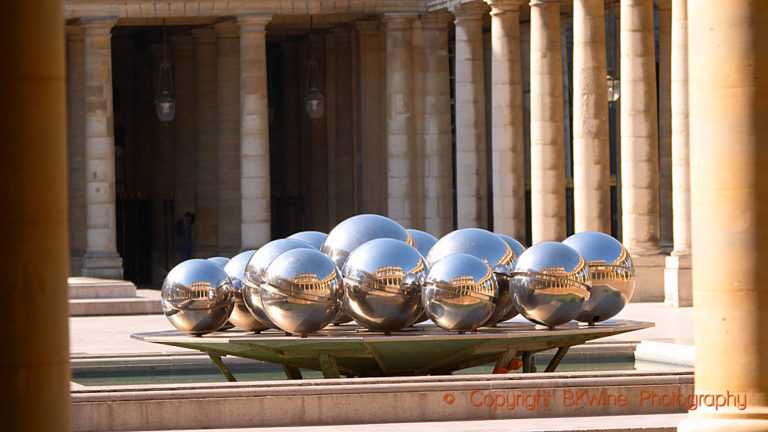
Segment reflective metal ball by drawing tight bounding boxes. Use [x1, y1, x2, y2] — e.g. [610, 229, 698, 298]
[422, 254, 498, 332]
[288, 231, 327, 250]
[260, 248, 342, 335]
[495, 233, 527, 322]
[510, 242, 591, 328]
[342, 238, 426, 332]
[426, 228, 516, 326]
[223, 250, 270, 331]
[243, 239, 316, 329]
[161, 259, 235, 336]
[321, 214, 413, 269]
[563, 231, 635, 324]
[406, 229, 438, 259]
[207, 256, 230, 267]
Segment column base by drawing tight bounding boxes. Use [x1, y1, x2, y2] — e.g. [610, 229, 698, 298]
[631, 253, 666, 301]
[81, 251, 123, 280]
[70, 250, 85, 276]
[664, 253, 692, 307]
[679, 416, 768, 432]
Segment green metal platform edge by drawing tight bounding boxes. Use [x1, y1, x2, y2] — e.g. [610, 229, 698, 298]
[132, 319, 653, 380]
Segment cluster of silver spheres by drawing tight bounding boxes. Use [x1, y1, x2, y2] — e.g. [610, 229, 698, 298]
[160, 214, 636, 336]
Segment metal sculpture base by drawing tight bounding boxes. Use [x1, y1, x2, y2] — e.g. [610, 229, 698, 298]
[132, 319, 652, 380]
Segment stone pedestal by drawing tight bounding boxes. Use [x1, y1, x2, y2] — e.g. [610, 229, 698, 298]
[237, 14, 272, 250]
[453, 1, 489, 229]
[630, 254, 665, 301]
[664, 254, 691, 307]
[81, 16, 123, 279]
[530, 0, 566, 243]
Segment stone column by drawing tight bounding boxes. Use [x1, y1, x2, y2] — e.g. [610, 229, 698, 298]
[678, 2, 768, 431]
[67, 25, 87, 275]
[530, 0, 566, 243]
[453, 1, 489, 229]
[2, 0, 71, 427]
[657, 0, 673, 250]
[214, 21, 241, 255]
[383, 13, 419, 229]
[332, 26, 356, 223]
[486, 0, 525, 240]
[171, 35, 196, 221]
[237, 15, 272, 250]
[664, 0, 691, 307]
[572, 0, 611, 234]
[354, 21, 386, 216]
[420, 12, 454, 237]
[620, 0, 663, 300]
[81, 17, 123, 279]
[191, 27, 218, 257]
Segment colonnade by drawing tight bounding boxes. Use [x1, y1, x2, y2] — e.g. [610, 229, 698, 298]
[66, 0, 692, 301]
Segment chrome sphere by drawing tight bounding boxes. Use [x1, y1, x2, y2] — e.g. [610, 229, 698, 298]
[426, 228, 516, 326]
[243, 239, 316, 329]
[224, 250, 270, 331]
[161, 259, 235, 336]
[321, 214, 413, 269]
[207, 256, 230, 267]
[260, 248, 342, 335]
[342, 238, 426, 332]
[288, 231, 327, 250]
[495, 233, 527, 322]
[422, 254, 498, 332]
[510, 242, 591, 328]
[563, 231, 635, 324]
[407, 229, 438, 259]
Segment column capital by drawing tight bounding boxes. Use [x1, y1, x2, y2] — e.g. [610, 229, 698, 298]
[451, 1, 489, 22]
[214, 20, 240, 38]
[79, 17, 117, 36]
[237, 14, 272, 33]
[191, 26, 216, 44]
[381, 12, 419, 31]
[485, 0, 524, 15]
[420, 10, 454, 30]
[354, 19, 380, 35]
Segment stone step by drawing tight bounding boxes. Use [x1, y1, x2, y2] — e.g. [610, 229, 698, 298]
[68, 276, 137, 299]
[69, 289, 161, 316]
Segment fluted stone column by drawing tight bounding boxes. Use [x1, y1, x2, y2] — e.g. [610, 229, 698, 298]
[664, 0, 691, 307]
[67, 25, 87, 275]
[573, 0, 611, 234]
[215, 21, 241, 255]
[191, 27, 218, 257]
[486, 0, 525, 240]
[453, 2, 489, 229]
[530, 0, 566, 243]
[657, 0, 673, 250]
[678, 2, 768, 431]
[81, 17, 123, 279]
[237, 15, 272, 250]
[2, 0, 71, 427]
[383, 13, 419, 228]
[171, 35, 196, 220]
[621, 0, 663, 300]
[420, 12, 454, 237]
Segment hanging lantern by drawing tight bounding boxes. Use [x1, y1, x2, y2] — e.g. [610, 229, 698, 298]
[155, 21, 176, 124]
[304, 16, 325, 120]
